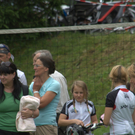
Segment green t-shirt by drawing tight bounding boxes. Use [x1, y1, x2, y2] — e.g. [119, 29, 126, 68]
[0, 89, 32, 132]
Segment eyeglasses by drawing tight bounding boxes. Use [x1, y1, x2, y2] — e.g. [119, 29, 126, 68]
[34, 64, 43, 67]
[1, 61, 11, 67]
[0, 44, 10, 52]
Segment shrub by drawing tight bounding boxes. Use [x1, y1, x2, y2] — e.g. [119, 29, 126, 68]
[0, 0, 63, 39]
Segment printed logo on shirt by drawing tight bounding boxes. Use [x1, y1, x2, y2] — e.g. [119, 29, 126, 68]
[70, 109, 78, 113]
[121, 105, 128, 109]
[124, 93, 129, 99]
[85, 109, 89, 113]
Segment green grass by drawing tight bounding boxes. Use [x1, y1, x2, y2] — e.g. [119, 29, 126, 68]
[6, 31, 135, 135]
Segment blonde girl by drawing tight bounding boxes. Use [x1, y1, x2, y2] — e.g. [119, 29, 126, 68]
[103, 65, 135, 135]
[58, 80, 98, 135]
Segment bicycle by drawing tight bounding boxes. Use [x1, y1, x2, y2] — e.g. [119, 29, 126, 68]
[66, 122, 104, 135]
[101, 25, 135, 34]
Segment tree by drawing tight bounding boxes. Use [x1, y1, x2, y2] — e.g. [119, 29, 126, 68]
[0, 0, 64, 29]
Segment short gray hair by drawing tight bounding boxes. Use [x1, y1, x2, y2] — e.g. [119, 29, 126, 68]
[32, 50, 53, 59]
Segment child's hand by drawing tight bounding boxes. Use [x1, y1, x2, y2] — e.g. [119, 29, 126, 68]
[84, 123, 91, 131]
[85, 123, 91, 127]
[74, 119, 84, 126]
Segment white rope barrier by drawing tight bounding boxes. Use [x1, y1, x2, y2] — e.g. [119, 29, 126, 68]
[0, 22, 135, 34]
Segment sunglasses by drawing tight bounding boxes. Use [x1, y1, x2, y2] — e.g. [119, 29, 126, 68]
[0, 44, 10, 52]
[1, 61, 11, 67]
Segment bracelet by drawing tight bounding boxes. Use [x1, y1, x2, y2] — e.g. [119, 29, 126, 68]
[34, 91, 39, 94]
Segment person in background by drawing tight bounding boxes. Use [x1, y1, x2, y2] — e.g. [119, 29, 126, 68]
[32, 50, 70, 119]
[103, 65, 135, 135]
[29, 55, 60, 135]
[58, 80, 98, 135]
[0, 61, 39, 135]
[127, 63, 135, 94]
[0, 43, 27, 85]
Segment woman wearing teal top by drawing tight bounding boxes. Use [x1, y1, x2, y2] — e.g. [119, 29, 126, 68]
[0, 61, 39, 135]
[29, 56, 60, 135]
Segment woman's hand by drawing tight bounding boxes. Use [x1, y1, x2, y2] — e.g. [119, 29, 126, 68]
[33, 77, 42, 92]
[21, 108, 33, 119]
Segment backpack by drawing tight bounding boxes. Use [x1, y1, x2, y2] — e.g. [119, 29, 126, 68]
[66, 124, 84, 135]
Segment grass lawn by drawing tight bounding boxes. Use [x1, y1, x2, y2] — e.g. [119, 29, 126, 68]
[4, 30, 135, 135]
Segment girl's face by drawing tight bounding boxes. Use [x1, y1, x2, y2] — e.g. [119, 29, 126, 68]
[73, 85, 84, 103]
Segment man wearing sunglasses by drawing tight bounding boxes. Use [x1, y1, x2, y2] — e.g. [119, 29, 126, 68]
[0, 44, 27, 85]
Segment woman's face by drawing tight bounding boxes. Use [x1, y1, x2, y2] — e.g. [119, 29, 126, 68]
[34, 59, 48, 77]
[73, 85, 84, 103]
[33, 53, 40, 65]
[0, 72, 15, 85]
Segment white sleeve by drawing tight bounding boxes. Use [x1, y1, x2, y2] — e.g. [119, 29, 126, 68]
[20, 73, 27, 85]
[17, 69, 27, 85]
[50, 71, 70, 113]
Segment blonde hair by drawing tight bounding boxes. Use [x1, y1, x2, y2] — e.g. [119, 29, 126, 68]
[71, 80, 90, 113]
[127, 64, 135, 77]
[109, 65, 128, 89]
